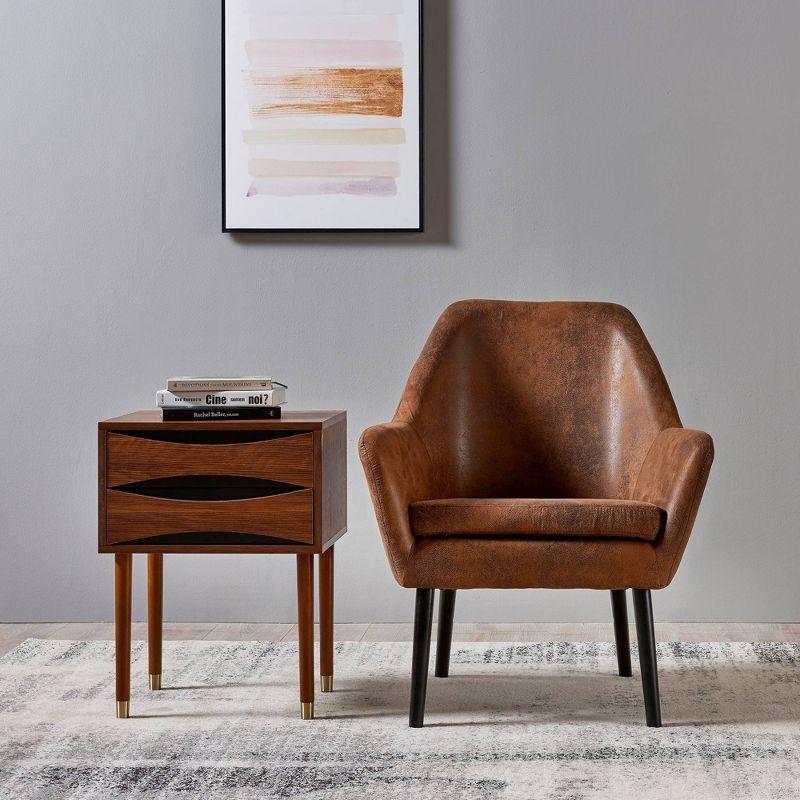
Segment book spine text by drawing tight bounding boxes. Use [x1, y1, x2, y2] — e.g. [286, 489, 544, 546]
[161, 407, 281, 421]
[157, 389, 286, 407]
[167, 379, 272, 391]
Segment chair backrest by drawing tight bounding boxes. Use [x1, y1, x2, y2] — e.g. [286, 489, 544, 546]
[394, 300, 681, 499]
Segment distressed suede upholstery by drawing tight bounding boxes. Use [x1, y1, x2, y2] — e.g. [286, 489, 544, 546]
[359, 301, 713, 590]
[409, 498, 664, 540]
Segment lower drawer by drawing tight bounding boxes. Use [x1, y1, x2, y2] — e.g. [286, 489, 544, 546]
[105, 488, 313, 545]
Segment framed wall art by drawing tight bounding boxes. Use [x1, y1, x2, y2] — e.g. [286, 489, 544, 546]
[222, 0, 423, 232]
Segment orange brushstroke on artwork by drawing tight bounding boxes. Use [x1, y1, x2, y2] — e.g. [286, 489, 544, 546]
[248, 68, 403, 118]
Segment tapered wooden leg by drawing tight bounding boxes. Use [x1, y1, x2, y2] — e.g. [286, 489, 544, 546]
[409, 588, 435, 728]
[319, 546, 334, 692]
[435, 589, 456, 678]
[632, 589, 662, 727]
[147, 554, 163, 690]
[296, 554, 315, 719]
[610, 589, 632, 677]
[114, 554, 132, 718]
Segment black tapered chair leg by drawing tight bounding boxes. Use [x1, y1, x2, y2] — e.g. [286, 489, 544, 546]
[632, 589, 662, 727]
[435, 589, 457, 677]
[610, 589, 632, 677]
[409, 588, 435, 728]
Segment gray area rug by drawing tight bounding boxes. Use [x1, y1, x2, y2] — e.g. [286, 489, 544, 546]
[1, 639, 798, 799]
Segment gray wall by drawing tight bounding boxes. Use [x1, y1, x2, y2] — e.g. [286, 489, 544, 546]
[1, 1, 798, 624]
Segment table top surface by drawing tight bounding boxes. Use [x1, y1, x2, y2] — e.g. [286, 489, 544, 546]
[99, 409, 346, 431]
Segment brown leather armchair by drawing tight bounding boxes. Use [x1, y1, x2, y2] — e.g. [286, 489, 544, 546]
[359, 300, 713, 728]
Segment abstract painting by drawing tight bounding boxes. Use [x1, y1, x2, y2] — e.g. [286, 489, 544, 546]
[223, 0, 422, 231]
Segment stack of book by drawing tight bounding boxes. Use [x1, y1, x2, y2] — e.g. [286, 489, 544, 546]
[157, 376, 286, 420]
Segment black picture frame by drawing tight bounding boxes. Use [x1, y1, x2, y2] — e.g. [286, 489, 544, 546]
[221, 0, 424, 233]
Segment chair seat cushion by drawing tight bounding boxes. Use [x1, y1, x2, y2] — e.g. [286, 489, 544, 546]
[409, 498, 664, 541]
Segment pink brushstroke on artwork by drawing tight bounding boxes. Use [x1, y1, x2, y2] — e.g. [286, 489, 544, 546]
[245, 39, 403, 68]
[249, 158, 399, 177]
[248, 176, 397, 196]
[249, 15, 398, 41]
[241, 0, 403, 15]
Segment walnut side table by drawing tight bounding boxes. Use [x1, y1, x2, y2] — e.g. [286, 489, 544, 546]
[98, 410, 346, 720]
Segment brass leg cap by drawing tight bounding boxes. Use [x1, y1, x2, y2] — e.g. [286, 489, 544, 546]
[149, 673, 162, 691]
[320, 675, 333, 693]
[300, 701, 314, 720]
[116, 701, 130, 719]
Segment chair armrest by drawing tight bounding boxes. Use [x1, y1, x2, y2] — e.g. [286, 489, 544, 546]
[359, 422, 438, 585]
[632, 427, 714, 587]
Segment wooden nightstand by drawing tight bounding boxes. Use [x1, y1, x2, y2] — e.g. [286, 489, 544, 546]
[98, 410, 346, 720]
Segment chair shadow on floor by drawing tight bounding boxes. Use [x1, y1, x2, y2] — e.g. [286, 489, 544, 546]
[327, 661, 800, 726]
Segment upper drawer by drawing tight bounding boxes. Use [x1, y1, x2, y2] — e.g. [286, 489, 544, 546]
[106, 431, 313, 487]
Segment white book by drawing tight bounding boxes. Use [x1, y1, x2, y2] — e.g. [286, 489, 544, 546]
[157, 388, 286, 407]
[166, 376, 281, 391]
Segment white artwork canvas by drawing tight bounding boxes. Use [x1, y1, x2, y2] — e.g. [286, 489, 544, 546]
[223, 0, 422, 231]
